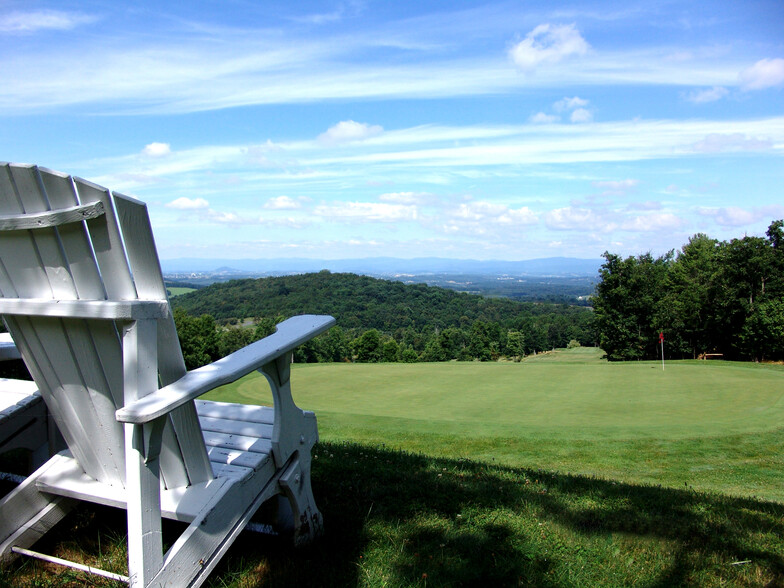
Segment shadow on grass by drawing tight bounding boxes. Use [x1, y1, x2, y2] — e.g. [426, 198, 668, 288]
[2, 441, 784, 587]
[211, 441, 784, 587]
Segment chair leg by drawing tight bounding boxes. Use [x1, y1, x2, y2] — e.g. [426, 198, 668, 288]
[278, 454, 323, 547]
[0, 456, 75, 562]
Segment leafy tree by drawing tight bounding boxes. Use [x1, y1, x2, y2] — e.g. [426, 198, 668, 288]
[593, 251, 672, 361]
[352, 329, 383, 362]
[218, 325, 254, 358]
[173, 307, 220, 369]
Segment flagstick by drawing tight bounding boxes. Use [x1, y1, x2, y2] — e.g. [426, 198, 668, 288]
[661, 339, 665, 371]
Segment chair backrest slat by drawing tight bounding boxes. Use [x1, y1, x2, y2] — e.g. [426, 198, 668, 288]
[0, 163, 212, 489]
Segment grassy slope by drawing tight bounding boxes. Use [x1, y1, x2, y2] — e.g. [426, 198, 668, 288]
[207, 349, 784, 502]
[5, 350, 784, 587]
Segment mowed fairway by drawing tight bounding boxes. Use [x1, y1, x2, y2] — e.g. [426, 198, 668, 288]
[207, 347, 784, 501]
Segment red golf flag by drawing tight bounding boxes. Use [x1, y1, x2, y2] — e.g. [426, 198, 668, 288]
[659, 332, 664, 342]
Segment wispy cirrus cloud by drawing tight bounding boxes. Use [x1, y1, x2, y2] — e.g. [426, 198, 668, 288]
[685, 86, 728, 103]
[0, 9, 97, 33]
[314, 202, 418, 222]
[690, 133, 774, 153]
[739, 58, 784, 91]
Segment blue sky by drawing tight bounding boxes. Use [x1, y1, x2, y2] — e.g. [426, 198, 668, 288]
[2, 1, 783, 262]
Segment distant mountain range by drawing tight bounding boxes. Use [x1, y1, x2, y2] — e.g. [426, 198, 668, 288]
[160, 256, 601, 277]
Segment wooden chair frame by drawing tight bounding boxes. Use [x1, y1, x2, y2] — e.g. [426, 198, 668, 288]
[0, 163, 334, 586]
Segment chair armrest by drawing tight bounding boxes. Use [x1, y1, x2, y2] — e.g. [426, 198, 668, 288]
[116, 314, 335, 424]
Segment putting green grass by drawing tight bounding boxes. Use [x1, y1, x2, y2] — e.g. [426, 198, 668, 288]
[206, 347, 784, 501]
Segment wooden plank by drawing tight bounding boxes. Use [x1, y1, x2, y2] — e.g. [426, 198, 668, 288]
[73, 178, 136, 301]
[199, 415, 273, 440]
[0, 166, 56, 299]
[9, 316, 124, 485]
[148, 457, 278, 588]
[0, 453, 75, 561]
[0, 298, 169, 319]
[202, 430, 273, 454]
[0, 201, 104, 231]
[117, 315, 335, 423]
[196, 399, 274, 424]
[206, 446, 270, 470]
[4, 165, 79, 300]
[35, 454, 233, 523]
[114, 193, 213, 488]
[37, 170, 109, 301]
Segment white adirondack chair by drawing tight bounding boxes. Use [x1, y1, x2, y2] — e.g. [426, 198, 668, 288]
[0, 163, 334, 586]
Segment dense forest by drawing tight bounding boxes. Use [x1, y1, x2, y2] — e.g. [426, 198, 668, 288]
[594, 220, 784, 362]
[171, 272, 595, 368]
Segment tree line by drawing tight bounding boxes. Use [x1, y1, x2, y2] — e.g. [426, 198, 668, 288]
[594, 220, 784, 361]
[171, 272, 596, 368]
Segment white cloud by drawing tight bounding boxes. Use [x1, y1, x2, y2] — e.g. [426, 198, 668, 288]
[166, 197, 209, 210]
[142, 142, 172, 157]
[739, 58, 784, 91]
[570, 108, 593, 123]
[699, 205, 784, 227]
[685, 86, 729, 103]
[509, 23, 589, 72]
[208, 210, 241, 224]
[314, 202, 417, 222]
[263, 196, 300, 210]
[444, 202, 538, 233]
[530, 112, 560, 124]
[545, 207, 607, 231]
[691, 133, 773, 153]
[378, 192, 435, 205]
[593, 179, 639, 194]
[554, 96, 589, 112]
[621, 213, 684, 232]
[318, 120, 383, 144]
[0, 10, 96, 33]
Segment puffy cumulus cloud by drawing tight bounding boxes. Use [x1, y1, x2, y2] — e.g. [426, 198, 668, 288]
[570, 108, 593, 123]
[551, 96, 591, 123]
[699, 205, 784, 227]
[318, 120, 383, 144]
[166, 197, 209, 210]
[509, 24, 589, 73]
[553, 96, 588, 112]
[207, 210, 241, 224]
[142, 142, 172, 157]
[0, 9, 96, 33]
[529, 112, 560, 124]
[545, 207, 609, 231]
[257, 216, 311, 229]
[263, 196, 301, 210]
[440, 201, 537, 235]
[314, 202, 417, 222]
[685, 86, 729, 104]
[621, 213, 684, 232]
[691, 133, 773, 153]
[739, 58, 784, 91]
